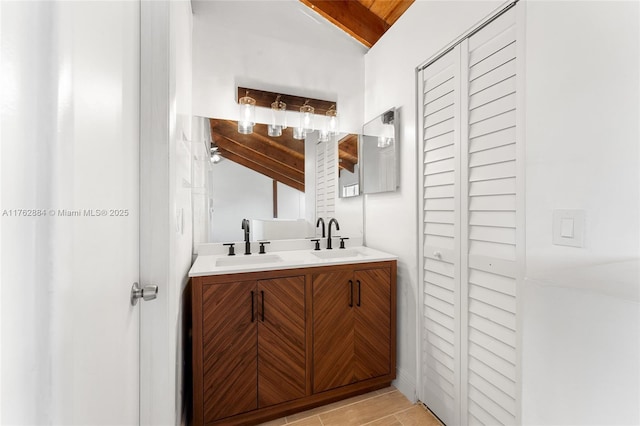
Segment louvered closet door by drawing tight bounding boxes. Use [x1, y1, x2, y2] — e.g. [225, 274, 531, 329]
[419, 46, 462, 426]
[463, 9, 518, 425]
[315, 139, 337, 220]
[420, 5, 520, 426]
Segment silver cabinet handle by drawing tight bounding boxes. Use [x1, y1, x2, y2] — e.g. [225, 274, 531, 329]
[130, 282, 158, 306]
[433, 251, 442, 259]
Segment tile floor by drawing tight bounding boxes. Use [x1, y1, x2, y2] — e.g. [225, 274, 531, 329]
[259, 387, 443, 426]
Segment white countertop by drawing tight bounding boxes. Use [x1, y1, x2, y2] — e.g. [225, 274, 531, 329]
[189, 246, 397, 277]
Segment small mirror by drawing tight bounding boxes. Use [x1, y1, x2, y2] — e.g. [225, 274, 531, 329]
[361, 108, 398, 194]
[338, 134, 360, 198]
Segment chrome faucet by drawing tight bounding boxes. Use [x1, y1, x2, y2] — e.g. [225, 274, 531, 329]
[327, 218, 340, 250]
[316, 217, 326, 238]
[241, 218, 251, 255]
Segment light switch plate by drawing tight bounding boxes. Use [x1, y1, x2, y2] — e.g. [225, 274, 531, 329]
[553, 209, 585, 247]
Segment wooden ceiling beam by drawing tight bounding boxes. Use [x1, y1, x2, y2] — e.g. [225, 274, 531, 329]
[300, 0, 389, 48]
[381, 0, 414, 25]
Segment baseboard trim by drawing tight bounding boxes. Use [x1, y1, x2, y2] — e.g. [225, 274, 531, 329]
[392, 367, 417, 403]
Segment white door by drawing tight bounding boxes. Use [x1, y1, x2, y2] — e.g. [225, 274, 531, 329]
[1, 1, 141, 424]
[419, 4, 522, 425]
[418, 46, 463, 426]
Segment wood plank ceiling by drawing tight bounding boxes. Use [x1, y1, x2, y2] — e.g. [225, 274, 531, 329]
[299, 0, 415, 48]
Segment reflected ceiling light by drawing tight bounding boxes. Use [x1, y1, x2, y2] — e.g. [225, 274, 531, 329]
[300, 100, 315, 133]
[268, 95, 287, 137]
[210, 146, 222, 164]
[238, 91, 256, 134]
[292, 126, 306, 140]
[318, 114, 329, 142]
[326, 105, 339, 136]
[318, 129, 329, 143]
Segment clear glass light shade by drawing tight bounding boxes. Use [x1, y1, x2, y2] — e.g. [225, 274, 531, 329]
[318, 129, 329, 143]
[293, 126, 306, 140]
[300, 104, 315, 133]
[271, 99, 287, 129]
[326, 108, 339, 135]
[318, 115, 329, 142]
[238, 96, 256, 134]
[210, 147, 222, 164]
[268, 124, 282, 137]
[377, 123, 394, 148]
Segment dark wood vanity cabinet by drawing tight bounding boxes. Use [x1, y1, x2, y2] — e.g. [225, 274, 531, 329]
[192, 261, 396, 426]
[193, 274, 306, 424]
[312, 266, 393, 393]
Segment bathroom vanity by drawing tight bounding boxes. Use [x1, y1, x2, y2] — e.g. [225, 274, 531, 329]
[189, 247, 397, 425]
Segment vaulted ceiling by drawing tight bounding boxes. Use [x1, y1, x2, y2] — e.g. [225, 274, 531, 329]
[299, 0, 415, 48]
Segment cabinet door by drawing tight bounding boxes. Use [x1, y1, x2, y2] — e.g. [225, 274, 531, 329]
[354, 267, 392, 381]
[257, 276, 306, 407]
[312, 271, 355, 393]
[202, 281, 258, 423]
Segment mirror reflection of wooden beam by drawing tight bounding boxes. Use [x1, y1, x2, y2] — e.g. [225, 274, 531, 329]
[216, 142, 305, 193]
[210, 119, 305, 192]
[338, 133, 358, 173]
[210, 119, 304, 162]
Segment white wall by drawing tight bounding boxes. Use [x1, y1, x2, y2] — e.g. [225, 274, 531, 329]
[522, 2, 640, 424]
[524, 0, 640, 273]
[363, 0, 504, 399]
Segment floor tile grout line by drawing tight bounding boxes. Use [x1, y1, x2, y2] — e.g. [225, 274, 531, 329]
[312, 389, 400, 417]
[360, 413, 400, 426]
[270, 387, 408, 425]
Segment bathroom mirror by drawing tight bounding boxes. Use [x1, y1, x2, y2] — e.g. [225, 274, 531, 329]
[191, 116, 364, 245]
[338, 134, 360, 198]
[360, 108, 398, 194]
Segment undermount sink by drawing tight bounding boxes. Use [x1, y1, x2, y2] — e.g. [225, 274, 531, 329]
[311, 249, 365, 259]
[216, 254, 283, 267]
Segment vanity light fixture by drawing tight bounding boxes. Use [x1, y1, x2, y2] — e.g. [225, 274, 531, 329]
[210, 146, 222, 164]
[237, 91, 256, 134]
[268, 95, 287, 137]
[236, 87, 338, 138]
[318, 113, 329, 142]
[299, 100, 315, 133]
[293, 126, 306, 140]
[318, 129, 329, 143]
[326, 105, 339, 136]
